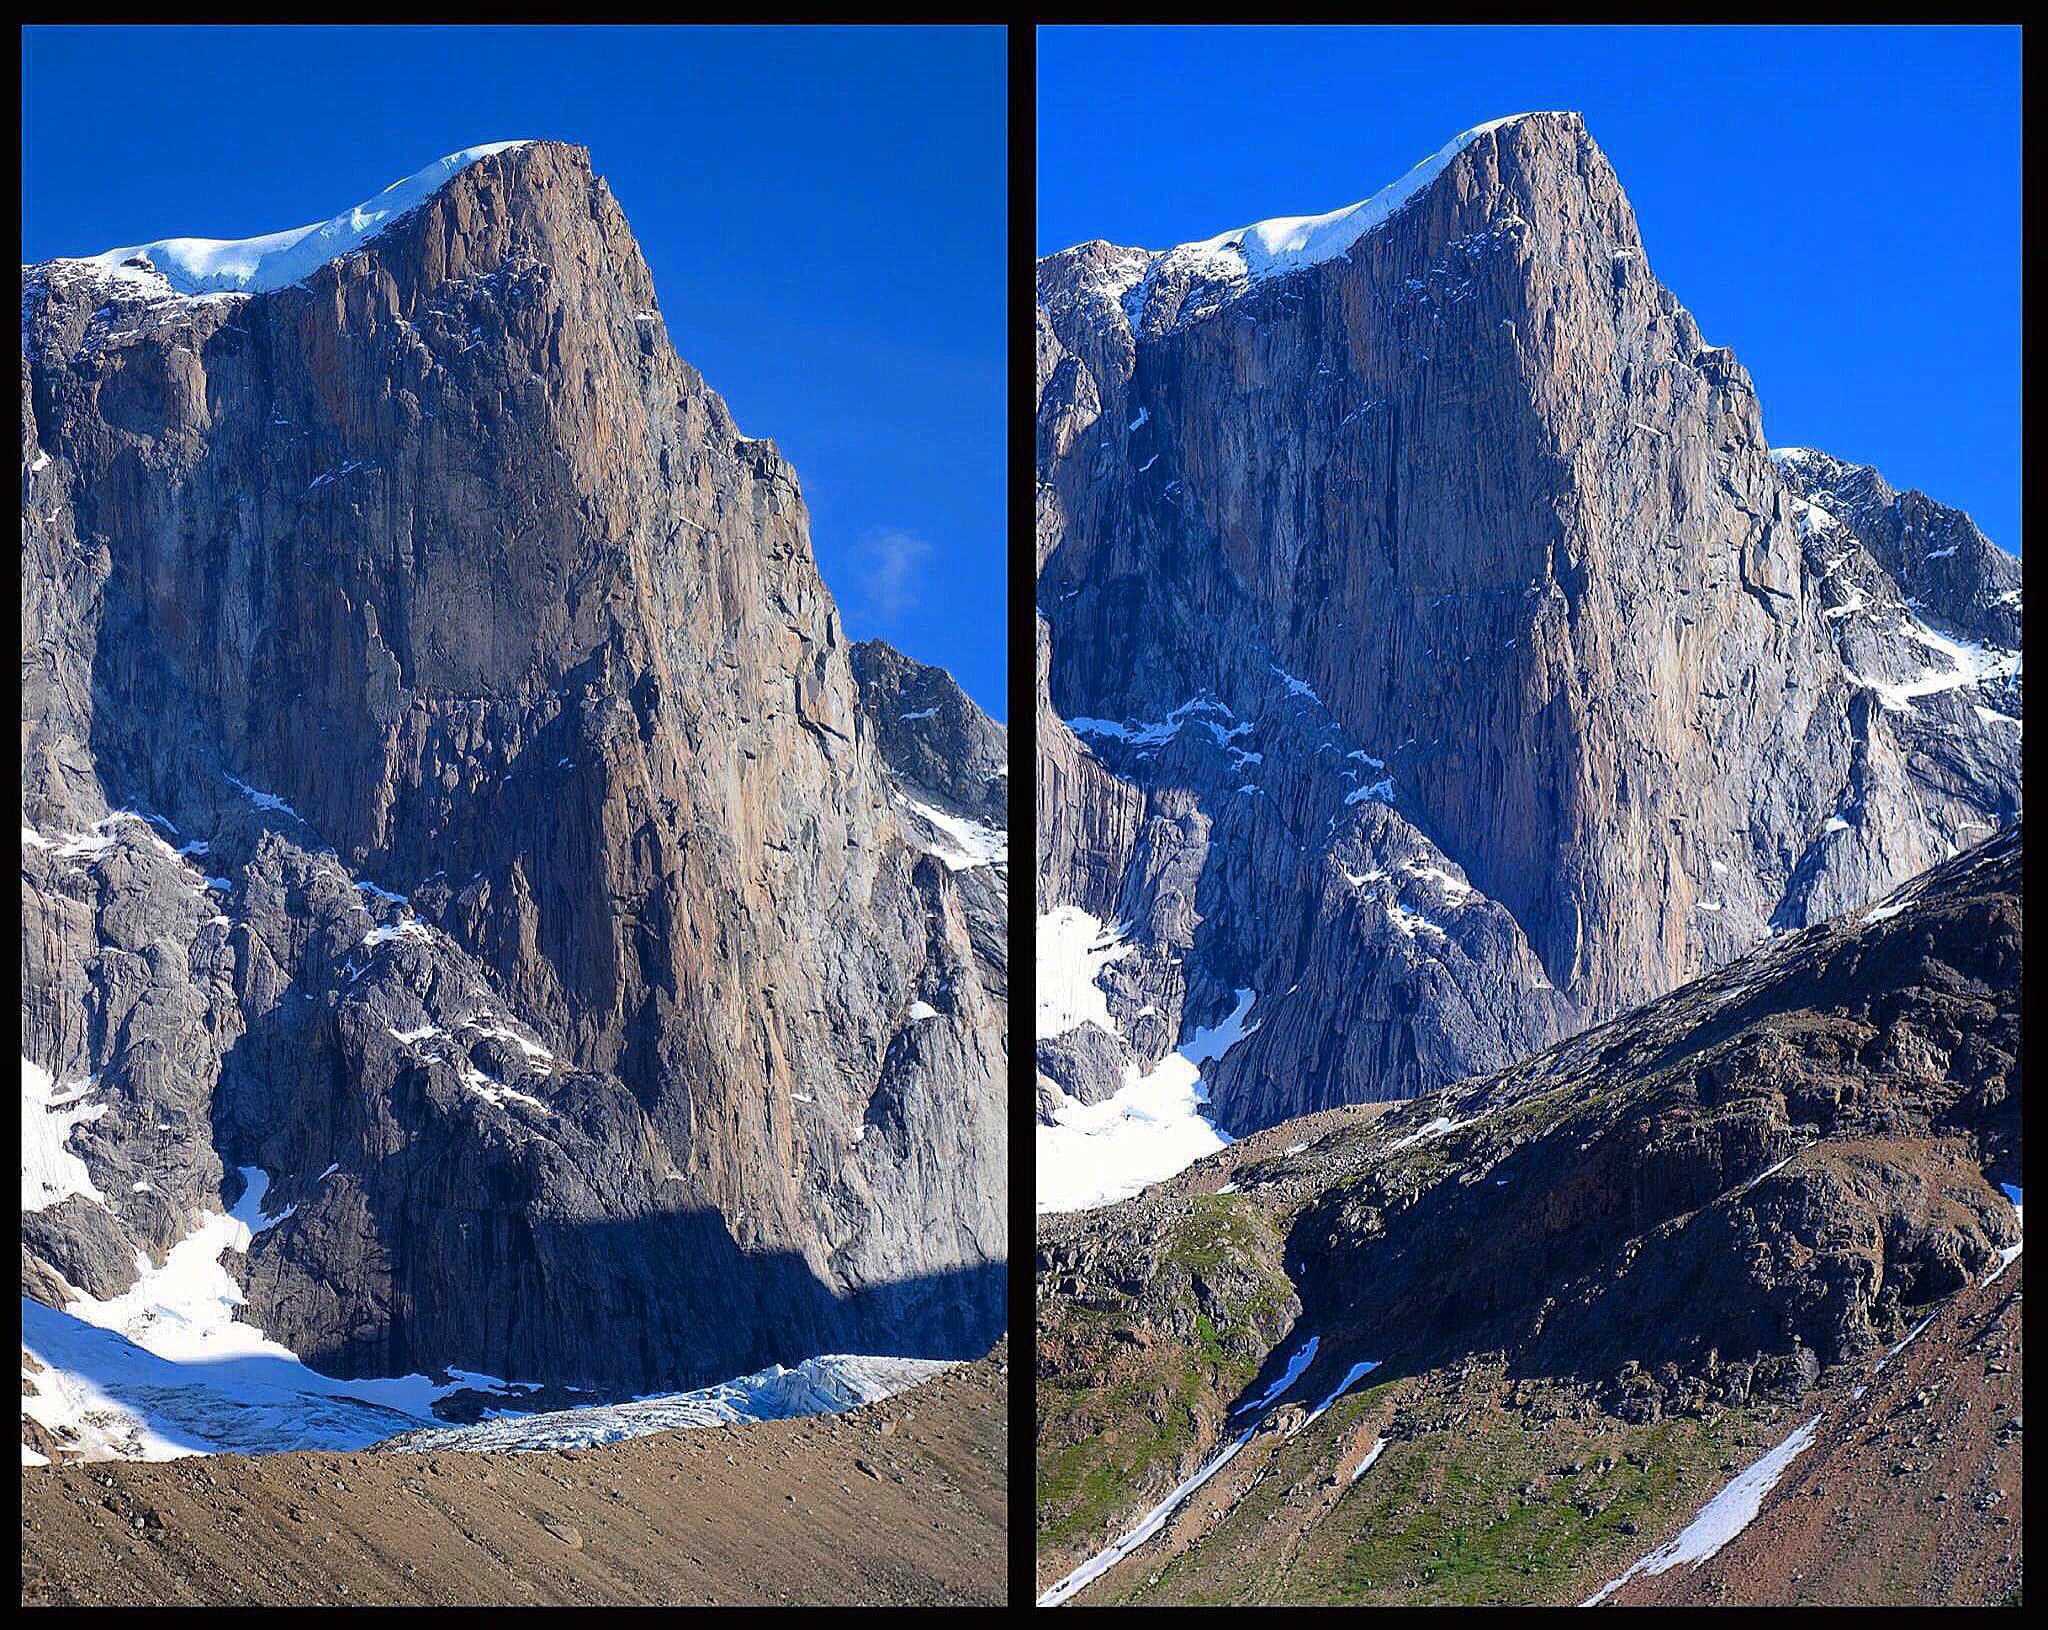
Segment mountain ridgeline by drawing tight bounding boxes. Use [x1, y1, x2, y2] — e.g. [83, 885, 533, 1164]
[1034, 111, 2021, 1136]
[21, 141, 1007, 1406]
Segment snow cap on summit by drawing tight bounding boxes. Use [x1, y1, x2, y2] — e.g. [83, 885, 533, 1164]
[53, 141, 535, 298]
[1150, 112, 1565, 273]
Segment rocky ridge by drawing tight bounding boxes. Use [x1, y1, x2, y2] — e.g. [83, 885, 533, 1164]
[1036, 826, 2021, 1602]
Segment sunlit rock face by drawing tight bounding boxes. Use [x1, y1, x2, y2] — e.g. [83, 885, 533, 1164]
[21, 141, 1007, 1437]
[1034, 111, 2018, 1138]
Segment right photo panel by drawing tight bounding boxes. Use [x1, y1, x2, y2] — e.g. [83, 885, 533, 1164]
[1033, 24, 2023, 1608]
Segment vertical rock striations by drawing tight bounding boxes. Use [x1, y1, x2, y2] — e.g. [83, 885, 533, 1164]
[22, 141, 1006, 1399]
[1035, 111, 2019, 1138]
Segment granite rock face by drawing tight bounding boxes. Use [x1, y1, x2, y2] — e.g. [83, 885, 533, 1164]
[22, 141, 1006, 1399]
[852, 638, 1008, 828]
[1035, 111, 2020, 1137]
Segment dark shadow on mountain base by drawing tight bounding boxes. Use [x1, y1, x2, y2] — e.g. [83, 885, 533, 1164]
[193, 948, 1004, 1398]
[275, 1204, 1003, 1401]
[498, 1216, 1006, 1395]
[230, 1131, 1005, 1398]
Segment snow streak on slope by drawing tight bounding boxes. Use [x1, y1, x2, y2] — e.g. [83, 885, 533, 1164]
[388, 1355, 955, 1452]
[1349, 1435, 1390, 1483]
[1582, 1411, 1825, 1605]
[54, 143, 530, 297]
[1040, 1424, 1259, 1606]
[1231, 1334, 1321, 1418]
[1292, 1359, 1382, 1436]
[1039, 1332, 1325, 1607]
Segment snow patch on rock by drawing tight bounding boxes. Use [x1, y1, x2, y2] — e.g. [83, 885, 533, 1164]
[22, 1059, 109, 1213]
[56, 143, 531, 298]
[1036, 975, 1261, 1215]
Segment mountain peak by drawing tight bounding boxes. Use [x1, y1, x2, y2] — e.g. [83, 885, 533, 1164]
[1048, 111, 1586, 339]
[39, 140, 541, 297]
[1152, 109, 1572, 265]
[23, 122, 1008, 1419]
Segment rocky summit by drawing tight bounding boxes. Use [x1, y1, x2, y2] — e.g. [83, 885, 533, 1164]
[21, 140, 1008, 1451]
[1034, 111, 2021, 1143]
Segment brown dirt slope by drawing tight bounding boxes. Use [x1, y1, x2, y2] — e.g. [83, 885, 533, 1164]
[21, 1344, 1007, 1607]
[1616, 1262, 2022, 1606]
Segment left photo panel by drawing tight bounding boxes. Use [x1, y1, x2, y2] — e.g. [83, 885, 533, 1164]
[21, 24, 1010, 1606]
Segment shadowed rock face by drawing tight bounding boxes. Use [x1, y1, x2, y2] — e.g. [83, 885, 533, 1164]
[852, 638, 1008, 828]
[22, 141, 1006, 1395]
[1034, 110, 2019, 1134]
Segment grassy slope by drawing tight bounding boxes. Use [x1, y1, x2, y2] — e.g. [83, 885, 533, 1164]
[1036, 1195, 1295, 1558]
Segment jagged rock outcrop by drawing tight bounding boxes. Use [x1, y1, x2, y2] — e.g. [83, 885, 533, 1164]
[22, 141, 1006, 1402]
[851, 637, 1009, 1014]
[852, 638, 1007, 827]
[1773, 445, 2022, 652]
[1035, 111, 2021, 1136]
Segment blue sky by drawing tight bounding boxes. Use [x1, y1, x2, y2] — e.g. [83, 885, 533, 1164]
[23, 25, 1009, 716]
[1039, 25, 2022, 554]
